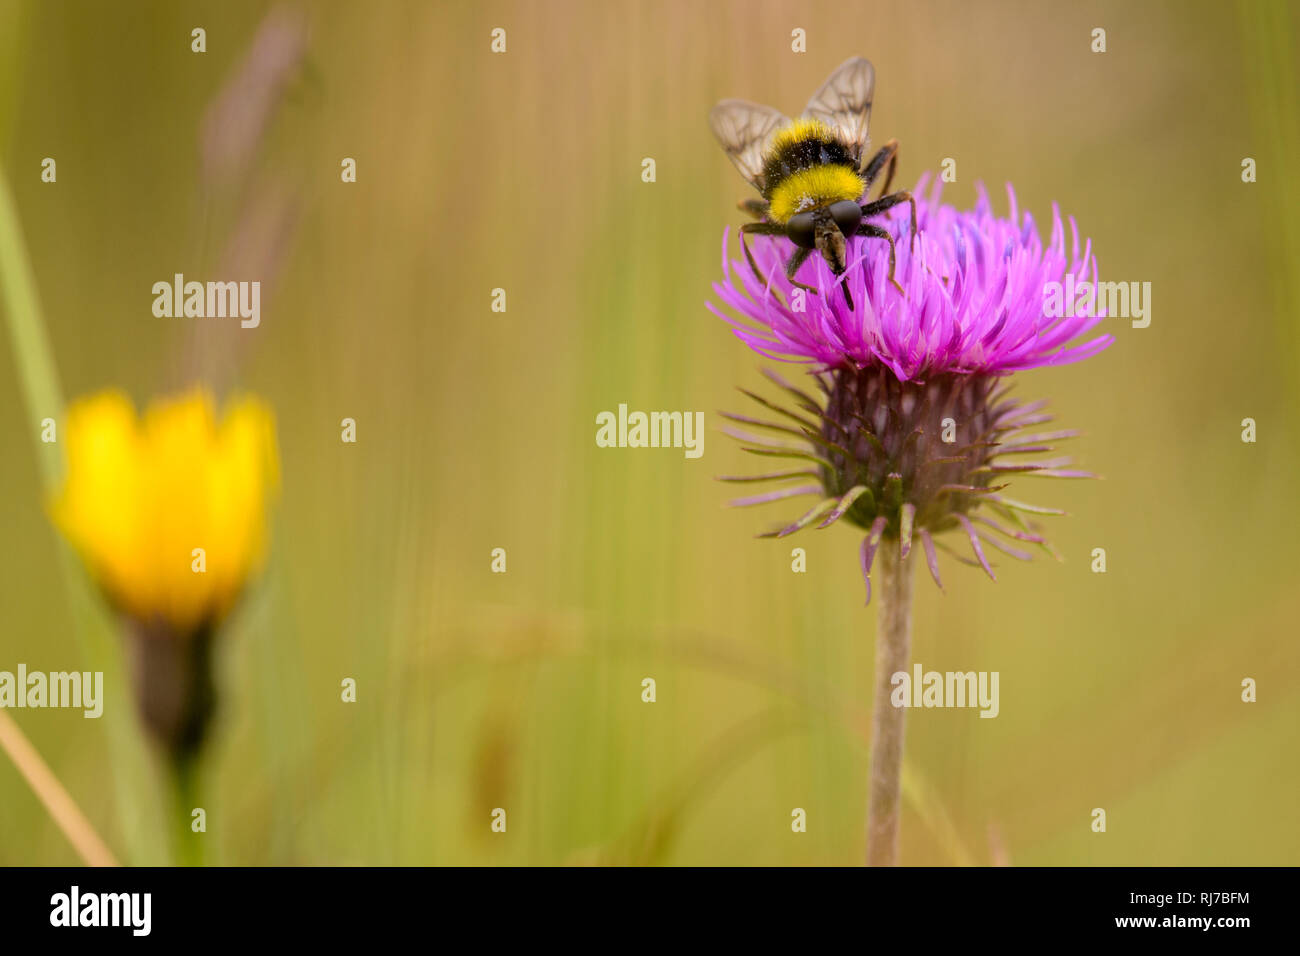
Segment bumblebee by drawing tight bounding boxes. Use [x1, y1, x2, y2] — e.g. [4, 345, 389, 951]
[710, 57, 916, 309]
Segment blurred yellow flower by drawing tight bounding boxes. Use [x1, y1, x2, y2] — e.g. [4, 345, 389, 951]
[51, 388, 279, 636]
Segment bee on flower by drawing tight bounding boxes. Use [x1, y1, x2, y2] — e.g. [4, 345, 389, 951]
[709, 59, 1113, 868]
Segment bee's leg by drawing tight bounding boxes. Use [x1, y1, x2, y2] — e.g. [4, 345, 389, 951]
[861, 190, 918, 246]
[860, 223, 904, 295]
[860, 138, 899, 198]
[827, 263, 854, 310]
[738, 198, 771, 220]
[783, 246, 819, 296]
[738, 221, 786, 287]
[837, 273, 854, 311]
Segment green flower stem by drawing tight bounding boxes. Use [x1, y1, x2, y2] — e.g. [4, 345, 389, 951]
[0, 166, 62, 482]
[867, 544, 913, 866]
[171, 757, 204, 867]
[0, 165, 166, 864]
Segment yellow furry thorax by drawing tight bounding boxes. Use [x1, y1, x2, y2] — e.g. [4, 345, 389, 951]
[768, 164, 865, 223]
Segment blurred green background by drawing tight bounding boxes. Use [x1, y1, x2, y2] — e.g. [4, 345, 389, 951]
[1, 0, 1298, 865]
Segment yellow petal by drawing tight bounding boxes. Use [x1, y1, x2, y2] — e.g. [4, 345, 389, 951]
[50, 387, 278, 635]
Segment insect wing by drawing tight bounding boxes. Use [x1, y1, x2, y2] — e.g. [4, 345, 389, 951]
[802, 57, 875, 165]
[709, 99, 789, 192]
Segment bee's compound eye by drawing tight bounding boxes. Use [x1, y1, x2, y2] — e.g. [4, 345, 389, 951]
[830, 200, 862, 237]
[786, 212, 816, 249]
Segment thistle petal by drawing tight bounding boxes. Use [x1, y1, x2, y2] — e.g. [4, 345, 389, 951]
[759, 498, 840, 538]
[859, 516, 889, 605]
[739, 447, 838, 471]
[899, 502, 916, 559]
[973, 513, 1045, 543]
[716, 469, 818, 483]
[760, 367, 823, 410]
[728, 485, 823, 507]
[816, 485, 872, 528]
[737, 387, 822, 431]
[937, 483, 1009, 496]
[956, 514, 996, 580]
[977, 530, 1033, 561]
[918, 528, 944, 590]
[986, 495, 1067, 516]
[1022, 469, 1097, 479]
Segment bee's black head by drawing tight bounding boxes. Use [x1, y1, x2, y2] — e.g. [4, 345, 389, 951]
[785, 204, 860, 309]
[787, 201, 862, 250]
[786, 211, 818, 250]
[828, 199, 861, 237]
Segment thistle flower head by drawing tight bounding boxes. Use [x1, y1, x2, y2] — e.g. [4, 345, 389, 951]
[710, 179, 1112, 599]
[710, 177, 1111, 377]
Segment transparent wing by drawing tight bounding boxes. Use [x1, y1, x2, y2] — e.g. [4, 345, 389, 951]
[709, 99, 789, 192]
[803, 57, 875, 166]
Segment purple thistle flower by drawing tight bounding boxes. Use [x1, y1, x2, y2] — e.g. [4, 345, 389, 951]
[709, 176, 1112, 377]
[710, 178, 1113, 600]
